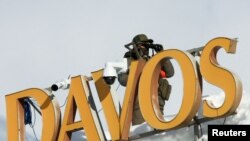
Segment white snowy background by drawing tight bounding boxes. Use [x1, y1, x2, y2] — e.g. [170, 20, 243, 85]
[0, 0, 250, 141]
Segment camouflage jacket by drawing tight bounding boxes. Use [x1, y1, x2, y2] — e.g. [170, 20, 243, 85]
[118, 50, 175, 86]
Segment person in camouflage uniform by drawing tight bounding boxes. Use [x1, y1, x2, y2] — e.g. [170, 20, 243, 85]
[118, 34, 175, 125]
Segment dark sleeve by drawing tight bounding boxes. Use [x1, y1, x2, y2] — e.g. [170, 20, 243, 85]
[124, 51, 131, 58]
[161, 58, 174, 78]
[124, 50, 139, 60]
[118, 72, 128, 87]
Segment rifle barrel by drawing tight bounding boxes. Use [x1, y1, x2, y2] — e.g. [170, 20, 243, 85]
[186, 46, 204, 53]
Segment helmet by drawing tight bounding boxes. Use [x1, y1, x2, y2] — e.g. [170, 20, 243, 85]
[132, 34, 153, 45]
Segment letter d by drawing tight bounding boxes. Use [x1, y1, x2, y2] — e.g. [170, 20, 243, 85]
[5, 88, 60, 141]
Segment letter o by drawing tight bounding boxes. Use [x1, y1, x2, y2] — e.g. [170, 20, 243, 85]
[139, 49, 201, 130]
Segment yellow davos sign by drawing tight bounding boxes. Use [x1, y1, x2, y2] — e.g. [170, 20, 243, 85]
[5, 37, 242, 141]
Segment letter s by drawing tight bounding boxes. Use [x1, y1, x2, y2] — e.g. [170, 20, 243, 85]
[200, 37, 242, 117]
[242, 131, 246, 136]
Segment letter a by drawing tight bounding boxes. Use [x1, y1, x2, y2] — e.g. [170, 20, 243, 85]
[58, 76, 105, 141]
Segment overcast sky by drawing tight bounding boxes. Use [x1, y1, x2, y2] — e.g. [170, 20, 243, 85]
[1, 0, 250, 140]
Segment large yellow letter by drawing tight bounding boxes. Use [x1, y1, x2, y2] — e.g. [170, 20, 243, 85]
[139, 49, 201, 130]
[58, 76, 105, 141]
[91, 69, 120, 140]
[92, 60, 145, 140]
[5, 88, 60, 141]
[119, 60, 146, 140]
[200, 37, 242, 117]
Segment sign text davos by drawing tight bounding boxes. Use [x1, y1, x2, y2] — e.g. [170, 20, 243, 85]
[5, 37, 242, 141]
